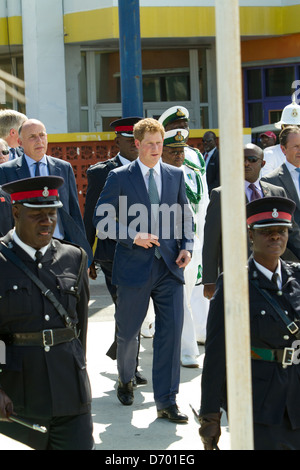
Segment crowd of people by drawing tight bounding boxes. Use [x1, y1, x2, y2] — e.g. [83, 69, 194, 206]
[0, 100, 299, 450]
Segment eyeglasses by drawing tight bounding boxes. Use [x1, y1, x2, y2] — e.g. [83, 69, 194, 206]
[0, 150, 9, 155]
[244, 156, 262, 163]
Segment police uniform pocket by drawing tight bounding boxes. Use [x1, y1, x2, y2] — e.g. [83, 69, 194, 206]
[0, 279, 32, 321]
[56, 275, 78, 318]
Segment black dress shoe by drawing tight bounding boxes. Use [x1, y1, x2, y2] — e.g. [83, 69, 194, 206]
[157, 404, 188, 423]
[117, 379, 134, 406]
[133, 371, 148, 387]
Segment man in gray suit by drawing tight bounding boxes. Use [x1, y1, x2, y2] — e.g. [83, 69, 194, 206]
[202, 143, 300, 300]
[0, 119, 92, 263]
[262, 125, 300, 235]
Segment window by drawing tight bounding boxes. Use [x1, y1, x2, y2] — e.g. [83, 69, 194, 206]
[0, 56, 25, 114]
[244, 64, 300, 128]
[80, 48, 210, 131]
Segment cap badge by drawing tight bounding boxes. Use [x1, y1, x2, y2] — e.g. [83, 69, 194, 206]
[176, 109, 185, 118]
[174, 131, 184, 142]
[292, 108, 299, 117]
[42, 187, 49, 198]
[272, 208, 279, 218]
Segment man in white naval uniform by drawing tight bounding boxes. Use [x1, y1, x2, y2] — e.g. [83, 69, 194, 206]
[261, 98, 300, 177]
[162, 128, 209, 367]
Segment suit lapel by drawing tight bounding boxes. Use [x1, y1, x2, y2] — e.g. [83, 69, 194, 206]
[279, 164, 300, 206]
[160, 163, 173, 203]
[47, 156, 61, 176]
[16, 155, 30, 179]
[128, 160, 150, 208]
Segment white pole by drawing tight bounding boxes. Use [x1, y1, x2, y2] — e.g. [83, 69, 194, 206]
[215, 0, 254, 450]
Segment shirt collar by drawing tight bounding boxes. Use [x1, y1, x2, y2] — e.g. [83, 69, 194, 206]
[24, 154, 47, 168]
[245, 179, 260, 190]
[285, 159, 298, 173]
[253, 258, 282, 285]
[12, 229, 50, 260]
[118, 154, 132, 166]
[137, 157, 161, 177]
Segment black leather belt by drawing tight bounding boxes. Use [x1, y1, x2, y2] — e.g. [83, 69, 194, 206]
[0, 328, 77, 348]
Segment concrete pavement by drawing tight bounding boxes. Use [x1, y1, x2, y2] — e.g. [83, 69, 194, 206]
[0, 271, 230, 451]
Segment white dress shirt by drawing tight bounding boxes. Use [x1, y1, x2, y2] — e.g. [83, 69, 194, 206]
[137, 158, 162, 199]
[253, 259, 282, 289]
[245, 179, 263, 201]
[12, 229, 50, 260]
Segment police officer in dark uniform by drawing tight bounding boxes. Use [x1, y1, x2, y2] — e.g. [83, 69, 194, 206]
[0, 176, 93, 450]
[199, 196, 300, 450]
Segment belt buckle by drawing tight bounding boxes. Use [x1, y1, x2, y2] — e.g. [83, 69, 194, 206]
[287, 322, 299, 335]
[282, 347, 294, 368]
[42, 330, 54, 349]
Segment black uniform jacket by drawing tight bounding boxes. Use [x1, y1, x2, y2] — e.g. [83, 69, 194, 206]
[0, 231, 92, 419]
[200, 257, 300, 428]
[83, 155, 122, 262]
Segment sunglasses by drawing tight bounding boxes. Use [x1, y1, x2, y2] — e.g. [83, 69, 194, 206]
[0, 150, 9, 155]
[244, 156, 262, 163]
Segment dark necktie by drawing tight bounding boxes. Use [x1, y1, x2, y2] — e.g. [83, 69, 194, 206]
[35, 161, 41, 177]
[271, 272, 279, 288]
[148, 168, 161, 259]
[35, 250, 43, 264]
[204, 152, 209, 162]
[249, 183, 261, 201]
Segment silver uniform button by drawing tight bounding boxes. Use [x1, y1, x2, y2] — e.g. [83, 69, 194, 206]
[261, 310, 266, 315]
[277, 291, 283, 296]
[38, 263, 43, 269]
[45, 315, 50, 322]
[283, 335, 290, 340]
[13, 285, 18, 290]
[44, 346, 50, 352]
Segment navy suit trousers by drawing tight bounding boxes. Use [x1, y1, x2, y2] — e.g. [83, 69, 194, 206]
[115, 257, 184, 410]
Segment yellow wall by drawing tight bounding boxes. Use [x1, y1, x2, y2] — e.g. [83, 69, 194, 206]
[47, 129, 251, 142]
[2, 4, 300, 47]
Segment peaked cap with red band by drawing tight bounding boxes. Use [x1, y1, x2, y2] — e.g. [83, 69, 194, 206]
[246, 196, 295, 229]
[110, 116, 143, 137]
[1, 176, 64, 208]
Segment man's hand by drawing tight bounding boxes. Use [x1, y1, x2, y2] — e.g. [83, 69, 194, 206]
[176, 249, 191, 268]
[0, 389, 13, 421]
[203, 283, 216, 300]
[199, 412, 222, 450]
[134, 233, 160, 249]
[88, 261, 98, 280]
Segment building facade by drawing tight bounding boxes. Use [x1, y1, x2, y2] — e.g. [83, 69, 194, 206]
[0, 0, 300, 134]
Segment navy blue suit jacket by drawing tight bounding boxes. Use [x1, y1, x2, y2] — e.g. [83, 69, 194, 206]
[0, 154, 93, 263]
[93, 159, 194, 287]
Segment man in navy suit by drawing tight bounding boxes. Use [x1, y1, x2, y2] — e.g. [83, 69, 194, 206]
[0, 119, 92, 263]
[202, 131, 220, 195]
[93, 118, 194, 422]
